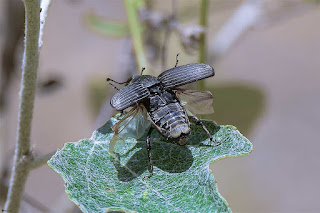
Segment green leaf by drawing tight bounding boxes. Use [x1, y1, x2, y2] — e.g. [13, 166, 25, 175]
[84, 11, 128, 38]
[48, 117, 252, 213]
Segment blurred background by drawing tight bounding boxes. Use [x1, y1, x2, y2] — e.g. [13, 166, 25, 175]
[0, 0, 319, 212]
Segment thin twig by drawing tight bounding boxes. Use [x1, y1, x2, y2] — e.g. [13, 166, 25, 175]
[209, 0, 266, 60]
[22, 192, 51, 212]
[198, 0, 209, 90]
[4, 0, 40, 212]
[161, 0, 177, 71]
[124, 0, 148, 72]
[161, 25, 172, 71]
[1, 182, 51, 212]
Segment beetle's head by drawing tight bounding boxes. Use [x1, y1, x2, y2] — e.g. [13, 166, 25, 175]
[130, 75, 139, 82]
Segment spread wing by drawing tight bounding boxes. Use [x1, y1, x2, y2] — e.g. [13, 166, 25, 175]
[174, 89, 214, 115]
[110, 83, 150, 111]
[158, 63, 214, 89]
[109, 105, 151, 153]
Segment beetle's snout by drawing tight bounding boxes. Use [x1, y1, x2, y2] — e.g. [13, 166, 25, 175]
[178, 135, 189, 146]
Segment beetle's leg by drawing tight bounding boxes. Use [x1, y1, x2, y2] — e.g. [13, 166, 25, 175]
[143, 127, 154, 180]
[189, 115, 221, 146]
[119, 110, 124, 117]
[115, 110, 124, 120]
[175, 53, 180, 67]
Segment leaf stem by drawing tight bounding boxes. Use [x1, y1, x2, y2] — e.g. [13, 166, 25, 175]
[30, 152, 55, 169]
[198, 0, 209, 90]
[4, 0, 40, 212]
[124, 0, 148, 73]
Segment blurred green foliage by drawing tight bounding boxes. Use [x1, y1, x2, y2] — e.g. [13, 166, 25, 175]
[207, 84, 265, 136]
[305, 0, 320, 3]
[87, 76, 110, 117]
[84, 12, 128, 38]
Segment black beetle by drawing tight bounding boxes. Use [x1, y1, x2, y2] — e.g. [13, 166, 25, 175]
[107, 59, 219, 179]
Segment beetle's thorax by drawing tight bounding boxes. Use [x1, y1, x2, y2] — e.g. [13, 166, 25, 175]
[130, 75, 159, 88]
[146, 85, 190, 145]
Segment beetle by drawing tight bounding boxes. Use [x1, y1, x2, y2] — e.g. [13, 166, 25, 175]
[107, 59, 219, 179]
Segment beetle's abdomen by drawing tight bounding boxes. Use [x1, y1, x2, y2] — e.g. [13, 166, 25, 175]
[151, 102, 190, 139]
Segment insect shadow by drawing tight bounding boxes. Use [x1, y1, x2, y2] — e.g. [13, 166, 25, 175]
[111, 133, 194, 182]
[97, 121, 220, 182]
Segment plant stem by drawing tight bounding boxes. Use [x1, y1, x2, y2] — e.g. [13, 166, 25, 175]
[161, 25, 172, 71]
[4, 0, 40, 212]
[124, 0, 148, 73]
[198, 0, 209, 90]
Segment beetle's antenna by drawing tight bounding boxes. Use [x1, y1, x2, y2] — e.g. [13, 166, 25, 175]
[106, 78, 127, 85]
[140, 67, 145, 75]
[108, 82, 119, 91]
[175, 53, 180, 67]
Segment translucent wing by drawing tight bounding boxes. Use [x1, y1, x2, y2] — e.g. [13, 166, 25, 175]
[109, 105, 151, 153]
[174, 89, 214, 115]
